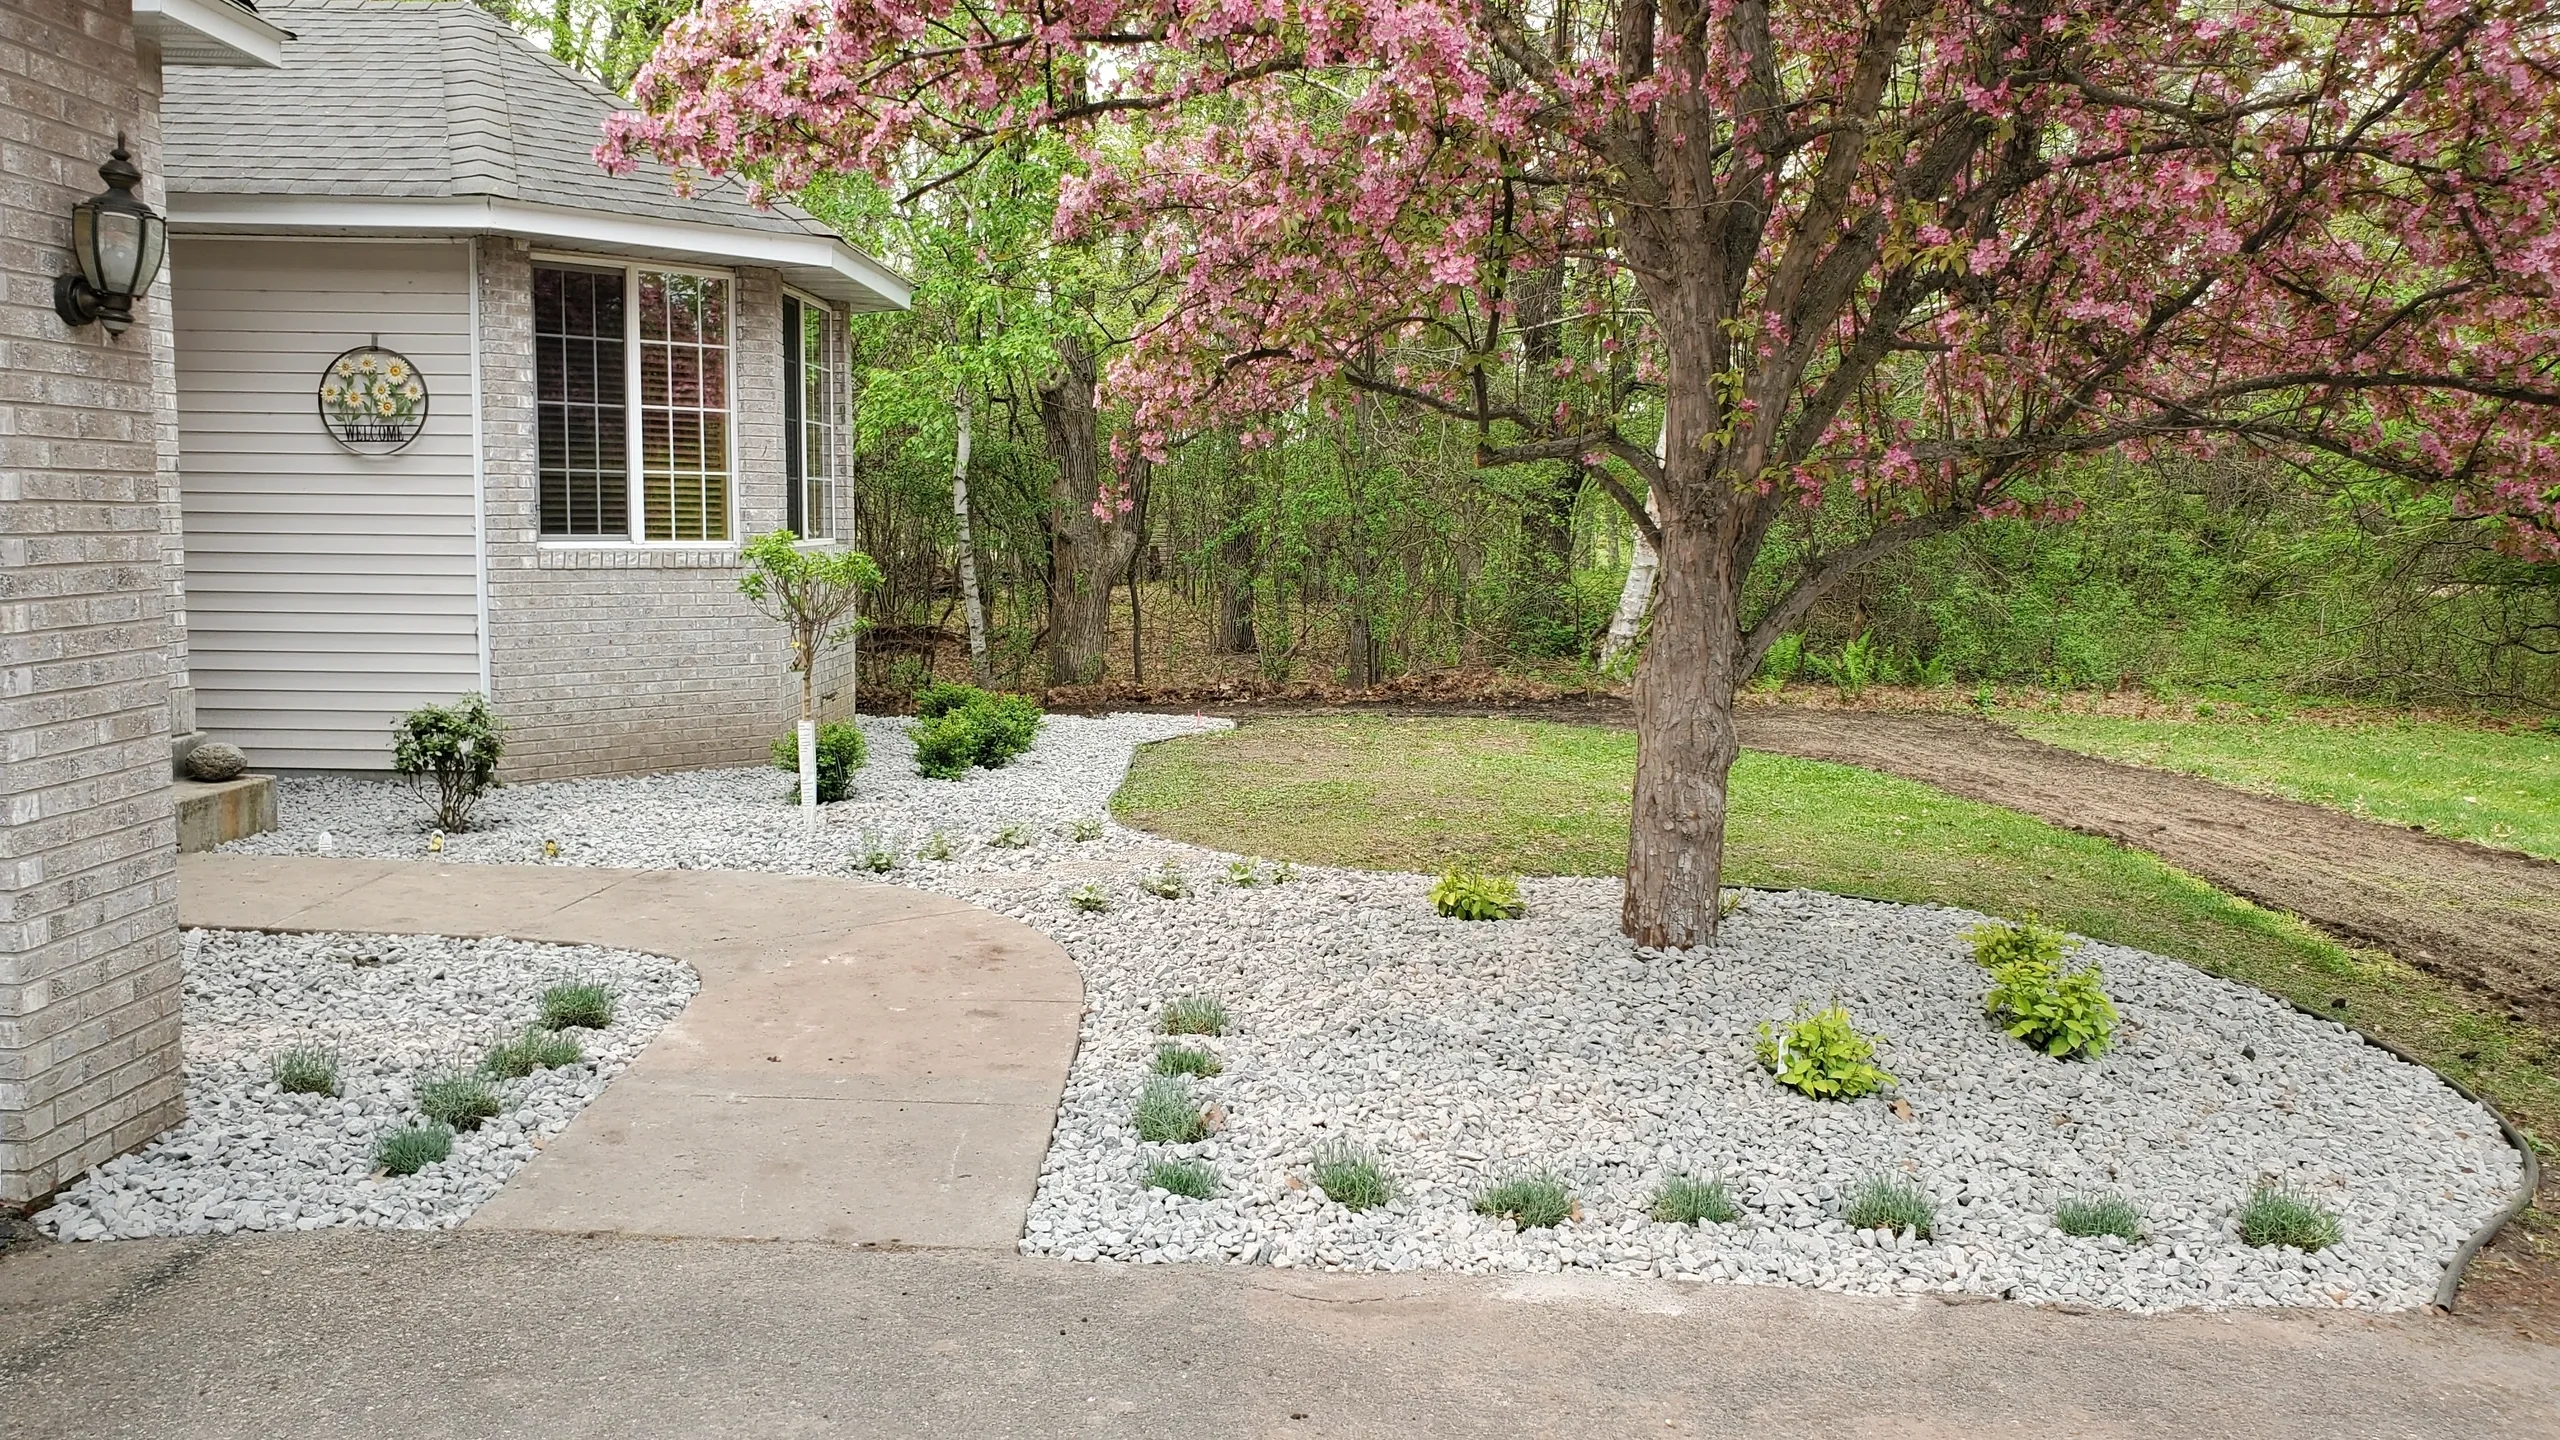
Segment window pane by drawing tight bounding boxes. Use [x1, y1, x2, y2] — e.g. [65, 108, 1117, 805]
[534, 265, 630, 538]
[634, 269, 731, 542]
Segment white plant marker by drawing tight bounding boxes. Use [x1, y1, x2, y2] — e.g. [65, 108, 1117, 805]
[797, 716, 819, 822]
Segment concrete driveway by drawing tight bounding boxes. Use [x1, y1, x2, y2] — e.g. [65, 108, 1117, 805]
[5, 1228, 2556, 1438]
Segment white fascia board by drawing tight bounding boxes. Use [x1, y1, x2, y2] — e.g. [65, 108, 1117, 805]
[167, 193, 914, 312]
[138, 0, 290, 67]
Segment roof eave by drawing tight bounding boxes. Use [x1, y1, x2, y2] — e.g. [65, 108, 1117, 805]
[166, 192, 914, 311]
[139, 0, 291, 68]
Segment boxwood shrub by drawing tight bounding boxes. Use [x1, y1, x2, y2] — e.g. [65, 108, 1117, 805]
[770, 721, 867, 802]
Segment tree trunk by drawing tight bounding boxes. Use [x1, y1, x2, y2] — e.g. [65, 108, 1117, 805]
[1620, 476, 1747, 949]
[950, 394, 990, 683]
[1039, 334, 1142, 686]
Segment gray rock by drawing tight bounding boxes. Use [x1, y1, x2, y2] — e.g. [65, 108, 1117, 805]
[185, 742, 249, 782]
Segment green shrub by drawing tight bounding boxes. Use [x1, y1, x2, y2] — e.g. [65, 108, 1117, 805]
[1984, 952, 2119, 1060]
[1309, 1141, 1396, 1211]
[910, 685, 1045, 778]
[1144, 1158, 1217, 1199]
[1152, 1043, 1222, 1078]
[1430, 868, 1524, 920]
[1158, 994, 1229, 1036]
[2237, 1182, 2344, 1251]
[1755, 1005, 1895, 1100]
[2055, 1192, 2144, 1242]
[1139, 862, 1189, 899]
[482, 1027, 582, 1079]
[1067, 882, 1111, 913]
[390, 694, 504, 831]
[539, 980, 617, 1031]
[1964, 915, 2080, 971]
[1474, 1173, 1574, 1230]
[375, 1125, 453, 1177]
[414, 1069, 502, 1132]
[770, 722, 867, 803]
[1133, 1076, 1209, 1143]
[1649, 1173, 1740, 1225]
[270, 1045, 340, 1097]
[1842, 1175, 1936, 1237]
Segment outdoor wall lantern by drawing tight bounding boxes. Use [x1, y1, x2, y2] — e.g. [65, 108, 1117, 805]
[54, 134, 166, 338]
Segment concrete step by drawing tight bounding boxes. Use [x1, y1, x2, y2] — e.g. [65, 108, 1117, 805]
[173, 777, 277, 854]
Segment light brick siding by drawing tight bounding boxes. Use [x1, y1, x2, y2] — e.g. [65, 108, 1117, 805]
[0, 1, 184, 1207]
[476, 238, 861, 781]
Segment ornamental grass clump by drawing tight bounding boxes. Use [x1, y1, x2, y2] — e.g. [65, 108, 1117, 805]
[1309, 1141, 1396, 1212]
[1430, 868, 1524, 920]
[1144, 1158, 1217, 1199]
[1133, 1076, 1210, 1143]
[1970, 917, 2118, 1060]
[539, 980, 617, 1031]
[270, 1045, 340, 1097]
[2056, 1192, 2145, 1242]
[1152, 1043, 1222, 1078]
[2238, 1182, 2344, 1252]
[414, 1069, 502, 1132]
[1158, 993, 1229, 1036]
[1474, 1173, 1575, 1230]
[482, 1027, 582, 1080]
[1842, 1175, 1936, 1238]
[375, 1124, 453, 1177]
[1755, 1004, 1895, 1100]
[1649, 1172, 1741, 1225]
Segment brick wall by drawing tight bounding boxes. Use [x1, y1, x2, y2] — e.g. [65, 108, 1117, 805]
[478, 238, 862, 780]
[0, 1, 183, 1208]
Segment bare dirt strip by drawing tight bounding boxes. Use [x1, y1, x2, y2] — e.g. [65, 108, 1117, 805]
[1731, 708, 2560, 1032]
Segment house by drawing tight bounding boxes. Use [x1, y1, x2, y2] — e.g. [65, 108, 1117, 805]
[160, 0, 911, 777]
[2, 0, 286, 1209]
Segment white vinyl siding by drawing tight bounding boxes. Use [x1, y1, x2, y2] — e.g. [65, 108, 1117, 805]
[175, 238, 481, 771]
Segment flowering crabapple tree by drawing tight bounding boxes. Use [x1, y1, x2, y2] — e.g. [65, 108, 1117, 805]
[606, 0, 2560, 948]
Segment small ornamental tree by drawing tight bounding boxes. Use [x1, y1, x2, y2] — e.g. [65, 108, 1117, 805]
[737, 529, 883, 816]
[612, 0, 2560, 947]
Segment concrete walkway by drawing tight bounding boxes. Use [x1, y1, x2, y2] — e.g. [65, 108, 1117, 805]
[179, 854, 1081, 1247]
[6, 1229, 2558, 1438]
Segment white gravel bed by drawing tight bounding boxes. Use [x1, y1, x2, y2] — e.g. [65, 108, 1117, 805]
[211, 712, 2526, 1311]
[35, 931, 694, 1240]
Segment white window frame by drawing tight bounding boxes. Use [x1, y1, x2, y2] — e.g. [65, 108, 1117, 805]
[782, 285, 846, 547]
[532, 251, 739, 548]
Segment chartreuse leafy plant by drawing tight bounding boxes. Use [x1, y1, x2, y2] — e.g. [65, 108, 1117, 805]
[1649, 1173, 1740, 1225]
[1139, 861, 1188, 899]
[2238, 1182, 2344, 1252]
[1971, 916, 2118, 1060]
[1430, 868, 1523, 920]
[1309, 1141, 1395, 1211]
[1474, 1173, 1574, 1230]
[1067, 882, 1111, 913]
[607, 0, 2560, 957]
[1755, 1005, 1895, 1100]
[738, 530, 881, 813]
[390, 694, 503, 832]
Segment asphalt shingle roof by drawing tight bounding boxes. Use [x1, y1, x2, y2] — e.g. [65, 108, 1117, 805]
[163, 0, 838, 243]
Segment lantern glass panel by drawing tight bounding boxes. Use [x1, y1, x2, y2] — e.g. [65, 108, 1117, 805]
[94, 208, 142, 295]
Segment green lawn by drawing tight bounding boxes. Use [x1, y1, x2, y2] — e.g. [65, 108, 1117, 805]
[1115, 713, 2556, 1156]
[2012, 711, 2560, 860]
